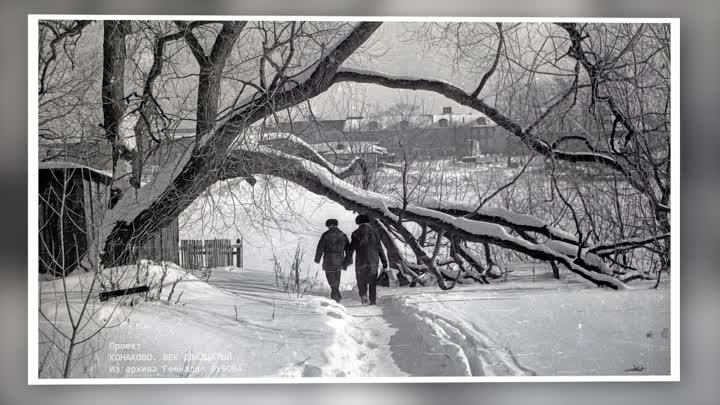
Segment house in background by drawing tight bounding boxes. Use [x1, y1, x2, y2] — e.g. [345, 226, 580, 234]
[272, 119, 346, 143]
[268, 107, 520, 161]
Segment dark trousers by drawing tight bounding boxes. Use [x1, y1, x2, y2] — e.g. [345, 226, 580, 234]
[356, 268, 378, 304]
[325, 270, 342, 302]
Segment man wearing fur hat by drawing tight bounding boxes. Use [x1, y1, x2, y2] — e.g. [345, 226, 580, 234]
[347, 214, 388, 305]
[314, 218, 351, 303]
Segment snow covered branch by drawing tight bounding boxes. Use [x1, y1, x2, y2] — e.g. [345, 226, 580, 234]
[222, 148, 629, 290]
[256, 133, 370, 188]
[587, 233, 671, 257]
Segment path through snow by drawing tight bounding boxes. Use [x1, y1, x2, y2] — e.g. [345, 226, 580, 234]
[209, 269, 407, 377]
[210, 269, 531, 377]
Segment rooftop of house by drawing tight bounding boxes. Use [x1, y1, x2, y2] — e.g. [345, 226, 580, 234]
[38, 161, 114, 180]
[267, 108, 497, 134]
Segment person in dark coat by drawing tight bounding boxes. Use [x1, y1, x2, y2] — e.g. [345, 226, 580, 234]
[346, 214, 388, 305]
[314, 218, 350, 303]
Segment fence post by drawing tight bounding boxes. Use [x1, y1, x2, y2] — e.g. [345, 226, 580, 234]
[235, 238, 243, 268]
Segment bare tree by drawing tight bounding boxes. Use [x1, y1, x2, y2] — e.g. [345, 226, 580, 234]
[36, 20, 671, 292]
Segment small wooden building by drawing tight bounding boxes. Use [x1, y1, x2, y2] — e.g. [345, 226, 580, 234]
[38, 162, 179, 275]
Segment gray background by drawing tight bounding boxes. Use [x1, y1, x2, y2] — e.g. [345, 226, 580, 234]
[2, 1, 717, 404]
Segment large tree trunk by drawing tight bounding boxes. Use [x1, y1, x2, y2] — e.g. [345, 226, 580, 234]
[99, 22, 382, 267]
[101, 20, 132, 206]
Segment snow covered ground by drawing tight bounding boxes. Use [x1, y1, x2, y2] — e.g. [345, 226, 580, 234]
[378, 266, 671, 376]
[36, 262, 670, 380]
[36, 172, 670, 381]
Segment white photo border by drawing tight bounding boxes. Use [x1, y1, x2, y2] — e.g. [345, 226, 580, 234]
[27, 14, 680, 384]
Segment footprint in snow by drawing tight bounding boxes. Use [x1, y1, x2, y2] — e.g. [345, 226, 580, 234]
[326, 311, 343, 319]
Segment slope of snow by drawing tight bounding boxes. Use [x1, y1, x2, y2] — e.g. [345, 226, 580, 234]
[37, 261, 670, 380]
[37, 265, 404, 379]
[376, 265, 670, 377]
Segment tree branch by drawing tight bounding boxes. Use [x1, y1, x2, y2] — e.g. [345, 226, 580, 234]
[587, 233, 671, 256]
[334, 68, 632, 177]
[221, 147, 628, 290]
[39, 20, 92, 96]
[470, 22, 503, 98]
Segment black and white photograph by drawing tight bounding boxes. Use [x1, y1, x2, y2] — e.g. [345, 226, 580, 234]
[29, 16, 678, 382]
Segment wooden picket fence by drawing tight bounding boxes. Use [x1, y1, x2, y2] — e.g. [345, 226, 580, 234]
[179, 238, 243, 269]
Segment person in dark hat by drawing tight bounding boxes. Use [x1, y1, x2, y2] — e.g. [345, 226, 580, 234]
[346, 214, 388, 305]
[314, 218, 351, 303]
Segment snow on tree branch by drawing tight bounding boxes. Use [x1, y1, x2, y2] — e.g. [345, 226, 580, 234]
[587, 233, 671, 256]
[223, 146, 629, 290]
[241, 131, 370, 188]
[100, 22, 383, 264]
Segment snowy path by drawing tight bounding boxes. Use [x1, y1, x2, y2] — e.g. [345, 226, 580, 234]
[208, 271, 541, 377]
[380, 293, 535, 376]
[208, 270, 408, 377]
[377, 290, 536, 376]
[377, 272, 671, 377]
[305, 297, 408, 377]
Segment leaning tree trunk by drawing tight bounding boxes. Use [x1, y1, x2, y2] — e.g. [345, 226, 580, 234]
[99, 22, 382, 267]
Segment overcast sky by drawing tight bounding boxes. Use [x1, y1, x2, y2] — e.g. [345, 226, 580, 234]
[309, 22, 482, 120]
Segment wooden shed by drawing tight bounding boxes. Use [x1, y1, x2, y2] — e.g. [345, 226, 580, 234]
[38, 162, 179, 275]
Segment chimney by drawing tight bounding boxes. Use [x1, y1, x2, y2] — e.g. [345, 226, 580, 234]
[442, 106, 452, 114]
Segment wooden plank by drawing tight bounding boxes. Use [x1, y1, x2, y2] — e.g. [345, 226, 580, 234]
[213, 240, 218, 268]
[224, 239, 232, 266]
[191, 240, 198, 268]
[189, 240, 194, 268]
[205, 240, 211, 268]
[169, 220, 179, 264]
[180, 240, 186, 268]
[99, 285, 150, 302]
[222, 240, 227, 265]
[186, 240, 192, 268]
[187, 239, 192, 268]
[189, 240, 193, 268]
[220, 239, 225, 266]
[208, 239, 217, 268]
[184, 239, 198, 269]
[160, 224, 173, 263]
[213, 239, 217, 268]
[153, 229, 162, 261]
[218, 240, 223, 266]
